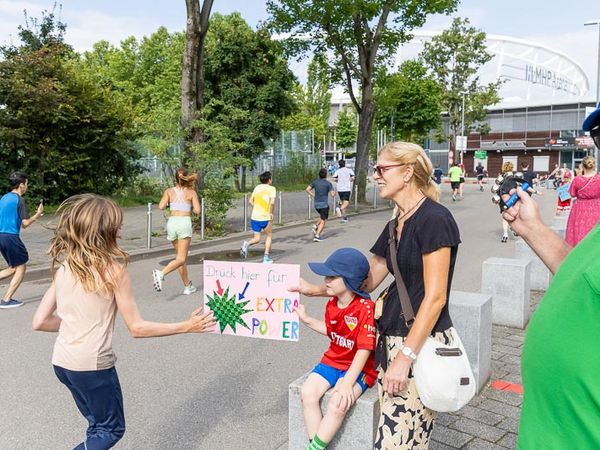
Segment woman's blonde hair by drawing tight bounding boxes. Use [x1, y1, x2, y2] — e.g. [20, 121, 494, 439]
[49, 194, 129, 295]
[378, 141, 440, 202]
[175, 167, 197, 189]
[582, 155, 596, 170]
[502, 161, 514, 173]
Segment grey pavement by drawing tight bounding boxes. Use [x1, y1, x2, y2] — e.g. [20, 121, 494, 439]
[0, 182, 559, 449]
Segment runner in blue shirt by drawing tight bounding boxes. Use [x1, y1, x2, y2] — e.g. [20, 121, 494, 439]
[0, 172, 44, 308]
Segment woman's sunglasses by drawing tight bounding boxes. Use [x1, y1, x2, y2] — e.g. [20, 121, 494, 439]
[373, 164, 405, 177]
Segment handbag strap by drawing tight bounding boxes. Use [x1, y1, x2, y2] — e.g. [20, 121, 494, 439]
[388, 218, 416, 329]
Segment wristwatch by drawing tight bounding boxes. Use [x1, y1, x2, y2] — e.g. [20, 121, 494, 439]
[401, 345, 417, 361]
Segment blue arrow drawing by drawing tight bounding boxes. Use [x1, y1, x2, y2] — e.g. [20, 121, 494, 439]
[238, 282, 250, 300]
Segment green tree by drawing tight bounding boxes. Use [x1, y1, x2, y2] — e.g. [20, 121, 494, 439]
[267, 0, 458, 201]
[281, 53, 331, 150]
[203, 12, 296, 191]
[335, 107, 358, 151]
[0, 11, 140, 204]
[375, 60, 444, 142]
[83, 28, 185, 160]
[420, 17, 501, 162]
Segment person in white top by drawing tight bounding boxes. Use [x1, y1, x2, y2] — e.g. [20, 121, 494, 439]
[32, 194, 214, 450]
[152, 167, 201, 294]
[333, 160, 355, 223]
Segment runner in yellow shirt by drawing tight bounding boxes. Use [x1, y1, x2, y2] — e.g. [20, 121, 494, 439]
[240, 171, 276, 264]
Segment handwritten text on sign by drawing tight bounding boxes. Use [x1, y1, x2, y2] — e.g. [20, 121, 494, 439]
[203, 260, 300, 341]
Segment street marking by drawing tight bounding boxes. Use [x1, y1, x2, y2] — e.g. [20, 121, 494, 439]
[491, 379, 523, 395]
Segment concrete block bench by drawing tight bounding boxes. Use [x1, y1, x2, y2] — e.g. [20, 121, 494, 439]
[289, 373, 379, 449]
[515, 239, 551, 291]
[481, 257, 531, 328]
[449, 291, 492, 392]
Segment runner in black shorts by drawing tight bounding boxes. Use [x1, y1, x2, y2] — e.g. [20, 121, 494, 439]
[306, 168, 336, 242]
[0, 172, 43, 309]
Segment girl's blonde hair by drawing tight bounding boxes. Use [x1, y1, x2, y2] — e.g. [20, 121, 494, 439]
[378, 141, 440, 202]
[502, 161, 514, 173]
[175, 167, 197, 189]
[49, 194, 129, 295]
[582, 155, 596, 170]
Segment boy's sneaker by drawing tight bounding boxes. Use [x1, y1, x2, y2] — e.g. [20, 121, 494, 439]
[262, 255, 273, 264]
[152, 269, 164, 292]
[0, 299, 24, 309]
[341, 217, 348, 223]
[183, 283, 197, 295]
[240, 240, 249, 259]
[335, 204, 342, 217]
[313, 235, 322, 242]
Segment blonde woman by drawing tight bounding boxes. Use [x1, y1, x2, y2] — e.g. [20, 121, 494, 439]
[500, 161, 514, 243]
[292, 142, 461, 449]
[152, 167, 200, 294]
[32, 195, 214, 449]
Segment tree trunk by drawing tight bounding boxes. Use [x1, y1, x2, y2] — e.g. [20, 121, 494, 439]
[354, 82, 376, 202]
[181, 0, 213, 164]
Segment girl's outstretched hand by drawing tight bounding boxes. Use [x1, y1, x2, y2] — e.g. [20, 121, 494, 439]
[187, 309, 216, 333]
[288, 277, 322, 297]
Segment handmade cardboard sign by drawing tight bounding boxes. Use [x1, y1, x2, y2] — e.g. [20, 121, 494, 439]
[203, 260, 300, 341]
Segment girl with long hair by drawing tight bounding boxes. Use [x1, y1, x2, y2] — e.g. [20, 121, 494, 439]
[33, 194, 214, 449]
[152, 168, 200, 294]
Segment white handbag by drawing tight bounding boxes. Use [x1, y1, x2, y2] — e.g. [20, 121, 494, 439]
[412, 330, 476, 412]
[386, 218, 475, 412]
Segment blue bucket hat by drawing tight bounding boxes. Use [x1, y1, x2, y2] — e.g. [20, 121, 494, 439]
[583, 102, 600, 131]
[308, 248, 371, 299]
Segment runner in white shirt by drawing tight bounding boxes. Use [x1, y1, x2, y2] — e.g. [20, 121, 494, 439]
[333, 160, 355, 223]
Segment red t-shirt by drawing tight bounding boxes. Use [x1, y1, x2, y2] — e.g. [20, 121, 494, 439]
[320, 296, 378, 386]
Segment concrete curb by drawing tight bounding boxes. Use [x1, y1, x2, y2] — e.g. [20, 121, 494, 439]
[22, 206, 393, 283]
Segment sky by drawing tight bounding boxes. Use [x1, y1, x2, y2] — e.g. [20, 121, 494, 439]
[1, 0, 599, 103]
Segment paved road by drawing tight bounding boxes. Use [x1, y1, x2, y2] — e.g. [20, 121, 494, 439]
[0, 183, 559, 449]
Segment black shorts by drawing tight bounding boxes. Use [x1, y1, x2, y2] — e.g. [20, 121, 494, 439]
[338, 191, 351, 202]
[450, 181, 460, 190]
[0, 233, 29, 267]
[477, 174, 485, 181]
[316, 207, 329, 220]
[459, 177, 465, 183]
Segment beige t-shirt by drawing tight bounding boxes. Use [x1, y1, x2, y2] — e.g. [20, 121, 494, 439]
[52, 265, 117, 371]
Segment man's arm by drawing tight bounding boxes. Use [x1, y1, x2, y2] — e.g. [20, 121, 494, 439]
[502, 187, 570, 273]
[21, 202, 43, 229]
[305, 185, 314, 197]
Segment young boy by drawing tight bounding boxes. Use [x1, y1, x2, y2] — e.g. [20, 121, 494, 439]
[295, 248, 377, 450]
[306, 168, 335, 242]
[240, 171, 276, 264]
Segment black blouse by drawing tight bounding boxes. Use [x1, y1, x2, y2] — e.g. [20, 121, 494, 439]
[370, 198, 461, 337]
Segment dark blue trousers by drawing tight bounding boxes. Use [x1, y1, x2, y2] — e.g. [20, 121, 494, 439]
[54, 365, 126, 450]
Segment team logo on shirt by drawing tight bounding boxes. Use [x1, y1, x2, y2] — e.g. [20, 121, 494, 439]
[344, 315, 358, 331]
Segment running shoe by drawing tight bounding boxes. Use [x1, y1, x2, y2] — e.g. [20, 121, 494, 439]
[313, 235, 322, 242]
[341, 217, 348, 223]
[240, 240, 249, 259]
[0, 299, 24, 309]
[262, 255, 273, 264]
[335, 204, 342, 217]
[501, 235, 508, 243]
[152, 269, 164, 292]
[183, 283, 197, 295]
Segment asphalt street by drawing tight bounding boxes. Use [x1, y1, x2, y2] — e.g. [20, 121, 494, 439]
[0, 183, 558, 450]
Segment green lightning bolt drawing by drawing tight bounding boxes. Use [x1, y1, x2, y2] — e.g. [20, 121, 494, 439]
[205, 286, 252, 333]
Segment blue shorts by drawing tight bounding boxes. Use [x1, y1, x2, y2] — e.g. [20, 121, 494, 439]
[250, 219, 270, 232]
[311, 362, 369, 393]
[0, 233, 29, 267]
